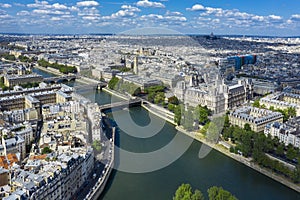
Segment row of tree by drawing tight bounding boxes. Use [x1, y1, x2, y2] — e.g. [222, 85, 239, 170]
[173, 183, 238, 200]
[37, 59, 77, 74]
[222, 119, 300, 183]
[0, 53, 16, 61]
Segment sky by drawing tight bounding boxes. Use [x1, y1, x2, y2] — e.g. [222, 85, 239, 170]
[0, 0, 300, 36]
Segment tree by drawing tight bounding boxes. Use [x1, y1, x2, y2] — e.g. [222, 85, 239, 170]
[253, 99, 260, 108]
[200, 122, 210, 135]
[183, 107, 194, 131]
[168, 96, 179, 105]
[195, 105, 211, 125]
[154, 92, 165, 104]
[191, 190, 205, 200]
[148, 92, 156, 102]
[42, 146, 52, 154]
[207, 186, 238, 200]
[173, 184, 204, 200]
[224, 114, 230, 128]
[133, 87, 141, 96]
[276, 144, 285, 157]
[244, 123, 251, 132]
[286, 107, 296, 119]
[168, 103, 175, 112]
[92, 140, 102, 152]
[286, 145, 297, 161]
[173, 184, 193, 200]
[174, 105, 182, 125]
[206, 121, 220, 143]
[108, 77, 119, 90]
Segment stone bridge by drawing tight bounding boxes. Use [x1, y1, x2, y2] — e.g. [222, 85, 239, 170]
[43, 75, 78, 83]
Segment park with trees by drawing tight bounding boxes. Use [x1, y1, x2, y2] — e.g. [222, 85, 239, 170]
[37, 59, 77, 74]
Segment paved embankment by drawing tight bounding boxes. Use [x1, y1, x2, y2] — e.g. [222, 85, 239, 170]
[86, 127, 115, 200]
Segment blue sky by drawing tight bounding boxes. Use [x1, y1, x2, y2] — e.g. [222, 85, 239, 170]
[0, 0, 300, 35]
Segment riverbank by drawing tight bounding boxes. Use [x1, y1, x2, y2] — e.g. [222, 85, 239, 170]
[33, 64, 63, 76]
[141, 102, 176, 125]
[102, 88, 300, 193]
[176, 126, 300, 193]
[102, 87, 130, 101]
[86, 126, 115, 200]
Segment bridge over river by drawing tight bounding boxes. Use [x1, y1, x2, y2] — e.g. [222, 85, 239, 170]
[99, 98, 142, 112]
[43, 75, 78, 83]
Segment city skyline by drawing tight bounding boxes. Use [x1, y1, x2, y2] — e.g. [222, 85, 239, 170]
[0, 0, 300, 36]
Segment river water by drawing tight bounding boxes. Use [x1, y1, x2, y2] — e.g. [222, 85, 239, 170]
[33, 68, 300, 200]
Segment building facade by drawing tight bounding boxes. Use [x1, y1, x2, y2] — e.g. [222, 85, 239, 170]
[265, 117, 300, 148]
[229, 106, 283, 132]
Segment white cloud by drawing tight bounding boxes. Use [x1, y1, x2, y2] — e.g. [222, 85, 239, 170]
[269, 14, 282, 20]
[33, 9, 69, 15]
[140, 14, 163, 20]
[102, 5, 141, 20]
[166, 11, 183, 16]
[52, 3, 68, 10]
[27, 1, 49, 8]
[252, 15, 265, 22]
[82, 16, 99, 21]
[212, 19, 220, 23]
[70, 6, 80, 12]
[291, 14, 300, 20]
[27, 1, 74, 12]
[121, 5, 141, 12]
[140, 13, 186, 23]
[0, 3, 11, 8]
[136, 0, 165, 8]
[186, 4, 205, 11]
[17, 11, 30, 16]
[76, 1, 99, 7]
[51, 17, 61, 21]
[78, 7, 100, 21]
[111, 10, 136, 18]
[165, 15, 186, 22]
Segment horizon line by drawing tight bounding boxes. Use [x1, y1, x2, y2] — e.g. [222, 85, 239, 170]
[1, 32, 300, 38]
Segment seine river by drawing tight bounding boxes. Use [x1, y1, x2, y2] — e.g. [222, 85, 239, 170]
[33, 68, 300, 200]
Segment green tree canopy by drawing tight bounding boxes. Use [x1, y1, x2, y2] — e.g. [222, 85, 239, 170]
[183, 107, 194, 131]
[173, 184, 204, 200]
[168, 96, 179, 105]
[174, 105, 182, 125]
[41, 146, 52, 154]
[207, 186, 238, 200]
[108, 77, 119, 90]
[252, 99, 260, 108]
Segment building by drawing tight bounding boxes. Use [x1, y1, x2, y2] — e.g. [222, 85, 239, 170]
[265, 117, 300, 148]
[252, 79, 279, 96]
[219, 54, 257, 72]
[174, 77, 253, 114]
[0, 167, 10, 187]
[3, 74, 43, 87]
[3, 147, 94, 200]
[229, 106, 283, 132]
[1, 136, 26, 160]
[260, 92, 300, 116]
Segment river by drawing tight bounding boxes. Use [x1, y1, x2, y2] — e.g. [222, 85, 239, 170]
[34, 68, 300, 200]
